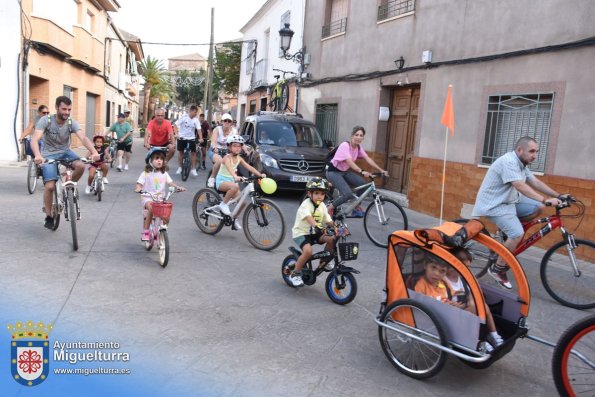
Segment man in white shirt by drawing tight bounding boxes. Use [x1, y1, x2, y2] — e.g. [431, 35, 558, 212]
[174, 105, 203, 176]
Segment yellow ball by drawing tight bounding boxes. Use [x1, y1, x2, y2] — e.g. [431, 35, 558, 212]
[260, 178, 277, 194]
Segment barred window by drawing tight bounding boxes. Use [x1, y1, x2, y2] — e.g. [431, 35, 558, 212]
[481, 93, 554, 173]
[378, 0, 415, 22]
[315, 104, 338, 145]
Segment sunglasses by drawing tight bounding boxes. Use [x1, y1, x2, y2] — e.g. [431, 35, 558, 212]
[223, 119, 232, 123]
[42, 111, 50, 115]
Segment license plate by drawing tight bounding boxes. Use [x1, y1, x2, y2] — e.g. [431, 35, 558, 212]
[290, 175, 313, 183]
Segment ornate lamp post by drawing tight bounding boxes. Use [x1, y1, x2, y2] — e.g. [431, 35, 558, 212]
[278, 23, 309, 113]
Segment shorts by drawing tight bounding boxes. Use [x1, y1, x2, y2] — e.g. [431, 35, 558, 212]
[89, 161, 105, 169]
[215, 174, 234, 189]
[516, 194, 542, 218]
[117, 142, 132, 152]
[41, 150, 80, 183]
[177, 139, 197, 152]
[24, 138, 43, 156]
[199, 140, 208, 148]
[293, 235, 321, 249]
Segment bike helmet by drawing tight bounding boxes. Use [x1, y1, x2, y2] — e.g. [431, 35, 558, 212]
[145, 147, 167, 165]
[306, 177, 329, 193]
[92, 135, 105, 143]
[226, 134, 245, 145]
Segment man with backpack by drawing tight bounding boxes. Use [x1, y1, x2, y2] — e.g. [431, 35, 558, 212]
[325, 126, 388, 217]
[31, 96, 100, 229]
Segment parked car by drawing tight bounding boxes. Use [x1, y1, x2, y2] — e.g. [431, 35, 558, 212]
[239, 112, 330, 191]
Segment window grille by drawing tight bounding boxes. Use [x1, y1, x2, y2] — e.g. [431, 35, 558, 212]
[315, 104, 338, 144]
[321, 18, 347, 38]
[481, 93, 554, 173]
[377, 0, 415, 22]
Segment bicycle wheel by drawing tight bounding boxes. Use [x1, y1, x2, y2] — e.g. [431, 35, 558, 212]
[51, 186, 61, 231]
[27, 160, 38, 194]
[243, 198, 286, 251]
[363, 197, 408, 248]
[95, 176, 102, 202]
[279, 83, 290, 111]
[281, 254, 298, 287]
[325, 271, 357, 305]
[552, 314, 595, 397]
[540, 239, 595, 310]
[195, 147, 203, 171]
[378, 299, 448, 379]
[158, 229, 169, 267]
[109, 146, 116, 168]
[453, 219, 495, 278]
[192, 188, 224, 235]
[269, 88, 279, 111]
[181, 151, 190, 181]
[67, 188, 78, 251]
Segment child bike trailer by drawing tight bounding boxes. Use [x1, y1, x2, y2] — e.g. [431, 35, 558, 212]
[375, 221, 531, 379]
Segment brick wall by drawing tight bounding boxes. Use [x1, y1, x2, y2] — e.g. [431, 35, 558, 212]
[408, 157, 595, 258]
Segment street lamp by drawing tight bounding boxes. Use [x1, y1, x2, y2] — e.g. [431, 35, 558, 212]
[278, 23, 309, 113]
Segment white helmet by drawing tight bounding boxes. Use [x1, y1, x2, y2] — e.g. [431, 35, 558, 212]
[221, 113, 233, 121]
[226, 134, 244, 145]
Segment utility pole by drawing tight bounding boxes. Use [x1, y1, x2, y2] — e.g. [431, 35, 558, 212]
[206, 7, 215, 124]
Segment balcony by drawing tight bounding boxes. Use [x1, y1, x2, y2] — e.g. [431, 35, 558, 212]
[321, 18, 347, 39]
[377, 0, 415, 22]
[71, 26, 103, 72]
[29, 16, 74, 58]
[249, 58, 268, 91]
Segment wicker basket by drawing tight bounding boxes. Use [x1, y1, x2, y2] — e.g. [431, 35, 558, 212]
[152, 202, 173, 218]
[339, 242, 359, 261]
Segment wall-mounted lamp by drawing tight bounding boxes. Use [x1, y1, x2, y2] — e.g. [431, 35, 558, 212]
[394, 56, 405, 70]
[278, 23, 307, 68]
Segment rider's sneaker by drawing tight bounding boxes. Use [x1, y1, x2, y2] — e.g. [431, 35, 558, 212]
[141, 230, 150, 241]
[175, 167, 182, 175]
[488, 264, 513, 289]
[218, 202, 231, 215]
[351, 206, 365, 218]
[201, 163, 206, 170]
[232, 219, 242, 230]
[102, 177, 109, 184]
[487, 332, 504, 349]
[117, 165, 122, 172]
[85, 185, 92, 195]
[124, 164, 129, 170]
[289, 272, 304, 287]
[207, 177, 215, 188]
[44, 216, 54, 230]
[191, 169, 198, 177]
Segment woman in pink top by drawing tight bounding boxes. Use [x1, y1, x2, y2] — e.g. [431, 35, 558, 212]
[326, 126, 388, 215]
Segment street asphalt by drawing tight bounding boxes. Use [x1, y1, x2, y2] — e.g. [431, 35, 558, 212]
[0, 137, 590, 396]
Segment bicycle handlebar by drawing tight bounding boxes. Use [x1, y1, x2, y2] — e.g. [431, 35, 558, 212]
[137, 186, 183, 201]
[44, 157, 91, 165]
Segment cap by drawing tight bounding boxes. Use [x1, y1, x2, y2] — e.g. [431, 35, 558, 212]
[221, 113, 232, 121]
[117, 113, 126, 118]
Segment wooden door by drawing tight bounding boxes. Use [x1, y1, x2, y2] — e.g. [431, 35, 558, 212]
[386, 86, 419, 193]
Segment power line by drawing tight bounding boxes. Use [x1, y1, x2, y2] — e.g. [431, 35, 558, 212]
[107, 38, 255, 46]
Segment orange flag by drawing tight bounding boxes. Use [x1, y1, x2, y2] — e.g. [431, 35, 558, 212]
[441, 85, 455, 137]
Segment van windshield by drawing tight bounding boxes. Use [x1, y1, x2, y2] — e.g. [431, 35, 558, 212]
[257, 121, 325, 148]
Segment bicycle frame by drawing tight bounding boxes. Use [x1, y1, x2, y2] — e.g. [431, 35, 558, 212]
[514, 215, 566, 255]
[203, 180, 258, 221]
[335, 180, 378, 217]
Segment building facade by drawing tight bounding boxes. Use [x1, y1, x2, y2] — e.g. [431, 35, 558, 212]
[299, 0, 595, 246]
[238, 0, 306, 123]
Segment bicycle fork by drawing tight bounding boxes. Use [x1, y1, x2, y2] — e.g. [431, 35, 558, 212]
[562, 229, 582, 277]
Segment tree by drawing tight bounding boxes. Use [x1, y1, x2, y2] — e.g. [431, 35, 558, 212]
[138, 56, 166, 125]
[214, 42, 241, 95]
[174, 70, 205, 106]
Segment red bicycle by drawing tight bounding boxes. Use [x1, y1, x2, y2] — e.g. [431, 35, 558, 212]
[457, 197, 594, 309]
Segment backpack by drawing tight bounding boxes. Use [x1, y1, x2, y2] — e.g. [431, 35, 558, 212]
[45, 115, 73, 133]
[325, 141, 356, 171]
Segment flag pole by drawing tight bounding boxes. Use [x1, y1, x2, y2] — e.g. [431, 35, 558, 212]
[439, 126, 449, 224]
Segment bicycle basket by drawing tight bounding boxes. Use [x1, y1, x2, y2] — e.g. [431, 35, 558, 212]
[339, 242, 359, 261]
[152, 202, 173, 218]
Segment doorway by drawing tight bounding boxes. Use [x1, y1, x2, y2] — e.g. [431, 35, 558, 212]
[385, 86, 420, 193]
[85, 93, 97, 139]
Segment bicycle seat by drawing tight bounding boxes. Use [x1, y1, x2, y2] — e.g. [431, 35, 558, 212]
[273, 75, 280, 79]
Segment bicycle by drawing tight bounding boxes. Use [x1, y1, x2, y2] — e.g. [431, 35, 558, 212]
[332, 173, 408, 248]
[89, 166, 105, 202]
[192, 176, 286, 251]
[107, 136, 117, 168]
[22, 138, 42, 194]
[552, 314, 595, 397]
[268, 69, 295, 112]
[179, 138, 195, 181]
[281, 221, 361, 305]
[138, 187, 183, 268]
[195, 139, 205, 172]
[43, 158, 89, 251]
[455, 197, 595, 309]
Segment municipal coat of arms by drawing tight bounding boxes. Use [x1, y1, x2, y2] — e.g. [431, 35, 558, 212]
[7, 320, 52, 386]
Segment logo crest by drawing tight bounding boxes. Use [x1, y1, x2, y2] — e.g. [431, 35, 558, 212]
[8, 321, 52, 386]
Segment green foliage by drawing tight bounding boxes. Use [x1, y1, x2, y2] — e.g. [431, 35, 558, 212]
[214, 42, 241, 95]
[174, 70, 206, 106]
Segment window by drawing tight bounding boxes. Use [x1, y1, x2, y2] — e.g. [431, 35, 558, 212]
[105, 101, 111, 126]
[85, 9, 95, 33]
[245, 41, 255, 75]
[315, 104, 338, 144]
[249, 99, 256, 114]
[322, 0, 348, 39]
[481, 93, 554, 173]
[377, 0, 415, 22]
[63, 85, 74, 100]
[279, 11, 291, 57]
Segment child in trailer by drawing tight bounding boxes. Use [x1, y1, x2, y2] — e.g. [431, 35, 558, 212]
[414, 257, 465, 308]
[288, 177, 336, 288]
[135, 147, 185, 241]
[446, 247, 504, 350]
[85, 135, 111, 194]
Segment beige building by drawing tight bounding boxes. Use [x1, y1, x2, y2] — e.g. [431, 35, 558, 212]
[21, 0, 142, 142]
[300, 0, 595, 246]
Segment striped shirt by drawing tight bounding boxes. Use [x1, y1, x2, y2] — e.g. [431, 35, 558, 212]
[472, 151, 535, 217]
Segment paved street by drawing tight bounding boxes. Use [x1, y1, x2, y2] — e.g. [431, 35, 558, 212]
[0, 138, 590, 396]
